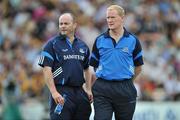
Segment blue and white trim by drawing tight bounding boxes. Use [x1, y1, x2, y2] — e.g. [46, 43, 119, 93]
[38, 56, 44, 65]
[53, 67, 63, 78]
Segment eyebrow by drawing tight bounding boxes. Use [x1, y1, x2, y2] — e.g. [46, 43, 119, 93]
[59, 22, 70, 24]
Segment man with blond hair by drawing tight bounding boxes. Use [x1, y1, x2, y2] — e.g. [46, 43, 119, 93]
[90, 5, 144, 120]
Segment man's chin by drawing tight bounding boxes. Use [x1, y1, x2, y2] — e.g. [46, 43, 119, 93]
[109, 27, 115, 30]
[61, 33, 67, 35]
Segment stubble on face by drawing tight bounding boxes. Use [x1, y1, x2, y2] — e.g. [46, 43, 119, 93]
[59, 13, 75, 36]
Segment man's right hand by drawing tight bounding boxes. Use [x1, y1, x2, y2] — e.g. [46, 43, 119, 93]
[52, 91, 65, 105]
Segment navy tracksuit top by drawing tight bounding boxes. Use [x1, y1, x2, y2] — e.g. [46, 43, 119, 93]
[38, 34, 90, 86]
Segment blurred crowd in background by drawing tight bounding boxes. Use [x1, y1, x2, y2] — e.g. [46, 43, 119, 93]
[0, 0, 180, 113]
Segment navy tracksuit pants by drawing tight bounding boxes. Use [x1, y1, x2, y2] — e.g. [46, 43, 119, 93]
[92, 78, 137, 120]
[50, 86, 91, 120]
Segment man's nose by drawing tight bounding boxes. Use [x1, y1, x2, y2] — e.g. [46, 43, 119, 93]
[107, 18, 112, 22]
[61, 24, 66, 27]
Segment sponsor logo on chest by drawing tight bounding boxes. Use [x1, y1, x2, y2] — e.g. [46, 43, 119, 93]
[63, 55, 84, 60]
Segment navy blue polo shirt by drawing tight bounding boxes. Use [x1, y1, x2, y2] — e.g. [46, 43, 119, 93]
[38, 34, 90, 86]
[90, 28, 144, 81]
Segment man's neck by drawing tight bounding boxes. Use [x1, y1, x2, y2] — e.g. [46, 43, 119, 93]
[67, 34, 75, 44]
[109, 27, 124, 42]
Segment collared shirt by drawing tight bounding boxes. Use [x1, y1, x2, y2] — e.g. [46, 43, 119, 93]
[90, 28, 144, 81]
[38, 34, 90, 86]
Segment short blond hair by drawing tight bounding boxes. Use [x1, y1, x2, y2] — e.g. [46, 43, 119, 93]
[107, 5, 125, 17]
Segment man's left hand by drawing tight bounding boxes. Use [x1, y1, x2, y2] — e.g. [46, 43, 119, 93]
[83, 84, 93, 103]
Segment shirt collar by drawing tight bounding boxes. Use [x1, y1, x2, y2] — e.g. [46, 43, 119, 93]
[104, 27, 129, 38]
[58, 33, 78, 41]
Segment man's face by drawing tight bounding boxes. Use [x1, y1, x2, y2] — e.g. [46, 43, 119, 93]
[59, 14, 76, 36]
[106, 9, 124, 30]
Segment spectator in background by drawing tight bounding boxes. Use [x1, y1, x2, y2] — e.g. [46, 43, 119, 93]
[90, 5, 144, 120]
[38, 13, 92, 120]
[2, 81, 23, 120]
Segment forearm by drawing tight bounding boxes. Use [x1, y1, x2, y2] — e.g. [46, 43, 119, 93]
[132, 66, 142, 80]
[43, 66, 64, 104]
[91, 72, 97, 86]
[43, 66, 58, 94]
[84, 67, 92, 90]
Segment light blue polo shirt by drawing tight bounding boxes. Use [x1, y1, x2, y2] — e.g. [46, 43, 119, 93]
[90, 28, 143, 81]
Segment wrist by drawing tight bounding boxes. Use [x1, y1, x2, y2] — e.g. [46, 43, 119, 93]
[85, 84, 91, 91]
[50, 88, 58, 95]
